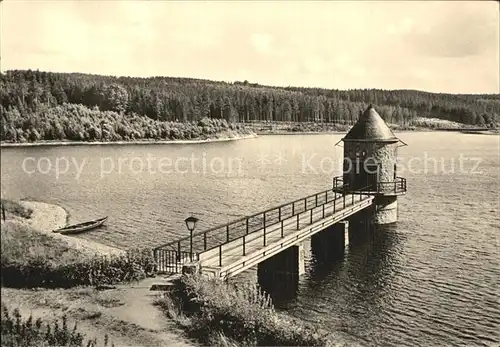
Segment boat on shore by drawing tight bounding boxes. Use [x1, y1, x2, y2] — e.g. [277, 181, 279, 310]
[53, 216, 108, 235]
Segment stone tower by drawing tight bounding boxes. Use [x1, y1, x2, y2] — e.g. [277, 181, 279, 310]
[335, 105, 406, 224]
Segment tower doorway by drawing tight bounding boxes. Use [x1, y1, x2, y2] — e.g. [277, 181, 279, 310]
[363, 163, 379, 191]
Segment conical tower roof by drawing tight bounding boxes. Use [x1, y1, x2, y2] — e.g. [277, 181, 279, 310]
[343, 105, 399, 142]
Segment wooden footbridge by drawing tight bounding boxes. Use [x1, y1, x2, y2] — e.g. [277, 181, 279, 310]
[153, 186, 377, 280]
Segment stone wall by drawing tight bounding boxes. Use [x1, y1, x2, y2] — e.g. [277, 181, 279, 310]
[374, 195, 398, 224]
[343, 141, 398, 193]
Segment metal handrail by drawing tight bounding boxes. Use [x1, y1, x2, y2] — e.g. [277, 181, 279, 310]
[377, 177, 407, 193]
[212, 185, 372, 268]
[218, 194, 376, 278]
[153, 186, 374, 273]
[204, 190, 331, 255]
[154, 188, 337, 251]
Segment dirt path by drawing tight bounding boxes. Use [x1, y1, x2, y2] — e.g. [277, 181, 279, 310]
[2, 279, 193, 347]
[1, 200, 193, 346]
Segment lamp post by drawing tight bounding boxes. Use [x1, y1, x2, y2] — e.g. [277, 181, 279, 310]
[185, 216, 198, 261]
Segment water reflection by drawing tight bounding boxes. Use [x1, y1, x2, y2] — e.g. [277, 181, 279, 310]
[261, 223, 403, 314]
[3, 132, 498, 346]
[258, 272, 300, 306]
[345, 225, 402, 316]
[292, 224, 405, 344]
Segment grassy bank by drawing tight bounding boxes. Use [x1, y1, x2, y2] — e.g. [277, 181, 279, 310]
[155, 274, 332, 346]
[0, 221, 156, 289]
[0, 200, 192, 347]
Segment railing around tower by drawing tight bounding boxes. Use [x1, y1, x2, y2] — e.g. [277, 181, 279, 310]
[378, 177, 406, 194]
[332, 176, 406, 195]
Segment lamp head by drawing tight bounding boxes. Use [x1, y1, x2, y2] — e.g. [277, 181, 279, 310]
[184, 216, 199, 232]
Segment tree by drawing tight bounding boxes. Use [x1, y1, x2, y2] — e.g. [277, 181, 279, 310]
[101, 83, 129, 113]
[1, 69, 499, 144]
[282, 100, 292, 122]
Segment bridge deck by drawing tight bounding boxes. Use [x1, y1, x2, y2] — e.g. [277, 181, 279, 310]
[199, 194, 373, 279]
[153, 187, 374, 280]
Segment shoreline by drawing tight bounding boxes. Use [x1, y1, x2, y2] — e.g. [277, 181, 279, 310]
[1, 200, 193, 346]
[254, 128, 499, 136]
[10, 200, 125, 257]
[1, 129, 497, 147]
[255, 130, 346, 135]
[0, 133, 258, 148]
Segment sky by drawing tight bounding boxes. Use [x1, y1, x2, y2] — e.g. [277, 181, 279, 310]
[1, 0, 499, 94]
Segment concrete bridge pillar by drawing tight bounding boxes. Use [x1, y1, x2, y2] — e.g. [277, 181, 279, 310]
[310, 222, 348, 263]
[348, 207, 374, 244]
[182, 262, 200, 275]
[257, 242, 305, 279]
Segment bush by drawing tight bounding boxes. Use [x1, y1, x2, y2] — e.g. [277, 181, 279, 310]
[156, 274, 331, 346]
[1, 303, 112, 347]
[0, 223, 157, 289]
[0, 199, 33, 219]
[1, 249, 156, 289]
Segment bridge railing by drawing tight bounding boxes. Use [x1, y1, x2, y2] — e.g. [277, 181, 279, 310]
[153, 186, 373, 273]
[154, 188, 338, 272]
[210, 185, 373, 268]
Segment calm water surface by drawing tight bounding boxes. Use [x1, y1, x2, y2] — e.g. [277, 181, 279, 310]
[1, 132, 499, 346]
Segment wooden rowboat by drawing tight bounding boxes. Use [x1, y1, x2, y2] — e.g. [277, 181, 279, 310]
[53, 216, 108, 235]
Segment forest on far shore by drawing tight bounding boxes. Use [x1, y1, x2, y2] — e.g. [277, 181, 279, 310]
[1, 69, 499, 142]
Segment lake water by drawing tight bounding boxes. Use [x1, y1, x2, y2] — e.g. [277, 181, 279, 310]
[1, 132, 499, 346]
